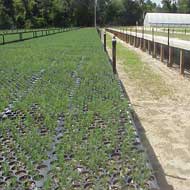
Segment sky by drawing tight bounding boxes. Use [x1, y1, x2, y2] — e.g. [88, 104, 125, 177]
[151, 0, 162, 5]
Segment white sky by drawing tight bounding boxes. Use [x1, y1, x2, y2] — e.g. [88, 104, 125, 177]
[151, 0, 162, 5]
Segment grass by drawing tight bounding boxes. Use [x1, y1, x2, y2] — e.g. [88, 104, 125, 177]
[0, 28, 153, 189]
[106, 32, 172, 99]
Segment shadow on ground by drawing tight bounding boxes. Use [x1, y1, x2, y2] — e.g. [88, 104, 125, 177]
[132, 110, 174, 190]
[120, 77, 174, 190]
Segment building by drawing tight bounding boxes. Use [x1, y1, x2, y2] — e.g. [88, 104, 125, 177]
[144, 13, 190, 27]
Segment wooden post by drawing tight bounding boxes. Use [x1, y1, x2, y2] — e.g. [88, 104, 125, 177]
[180, 49, 185, 75]
[137, 38, 139, 48]
[134, 36, 136, 47]
[104, 32, 106, 51]
[168, 47, 173, 67]
[112, 36, 117, 74]
[19, 33, 23, 41]
[142, 26, 144, 50]
[125, 29, 127, 40]
[143, 39, 146, 51]
[148, 41, 151, 55]
[2, 34, 5, 45]
[129, 35, 131, 45]
[135, 27, 137, 47]
[127, 34, 129, 43]
[160, 44, 164, 62]
[152, 42, 156, 58]
[131, 36, 133, 46]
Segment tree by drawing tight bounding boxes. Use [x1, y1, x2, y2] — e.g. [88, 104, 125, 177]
[162, 0, 172, 12]
[73, 0, 95, 26]
[1, 0, 16, 27]
[143, 0, 157, 13]
[96, 0, 110, 25]
[105, 0, 124, 25]
[171, 1, 177, 12]
[0, 0, 13, 28]
[0, 0, 170, 29]
[178, 0, 190, 13]
[122, 0, 143, 25]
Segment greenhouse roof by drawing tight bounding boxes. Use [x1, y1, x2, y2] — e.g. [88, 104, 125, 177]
[144, 13, 190, 26]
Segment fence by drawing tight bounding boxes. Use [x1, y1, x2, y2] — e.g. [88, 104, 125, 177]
[106, 27, 190, 75]
[0, 28, 75, 45]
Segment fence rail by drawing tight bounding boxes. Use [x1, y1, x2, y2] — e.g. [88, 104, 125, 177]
[0, 28, 75, 45]
[106, 27, 190, 75]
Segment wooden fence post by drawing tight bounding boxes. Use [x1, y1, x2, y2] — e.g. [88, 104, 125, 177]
[148, 41, 151, 55]
[180, 49, 185, 75]
[19, 33, 23, 41]
[160, 44, 164, 62]
[104, 32, 106, 51]
[2, 34, 5, 45]
[112, 36, 117, 74]
[134, 36, 136, 47]
[153, 42, 156, 58]
[167, 28, 170, 66]
[141, 26, 144, 50]
[168, 47, 173, 67]
[143, 39, 146, 51]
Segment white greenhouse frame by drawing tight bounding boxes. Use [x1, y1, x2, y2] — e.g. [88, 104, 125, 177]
[144, 13, 190, 27]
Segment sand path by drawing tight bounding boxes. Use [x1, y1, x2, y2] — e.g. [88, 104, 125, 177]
[106, 32, 190, 190]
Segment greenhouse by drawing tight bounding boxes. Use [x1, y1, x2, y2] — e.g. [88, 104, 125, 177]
[144, 13, 190, 27]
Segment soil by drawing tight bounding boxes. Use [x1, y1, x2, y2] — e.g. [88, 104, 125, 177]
[107, 32, 190, 190]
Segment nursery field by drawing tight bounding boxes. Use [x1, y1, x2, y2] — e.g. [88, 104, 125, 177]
[0, 28, 155, 189]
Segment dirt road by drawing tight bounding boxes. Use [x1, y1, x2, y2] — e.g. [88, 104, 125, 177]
[106, 32, 190, 190]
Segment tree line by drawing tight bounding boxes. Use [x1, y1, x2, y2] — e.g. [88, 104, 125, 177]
[0, 0, 190, 29]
